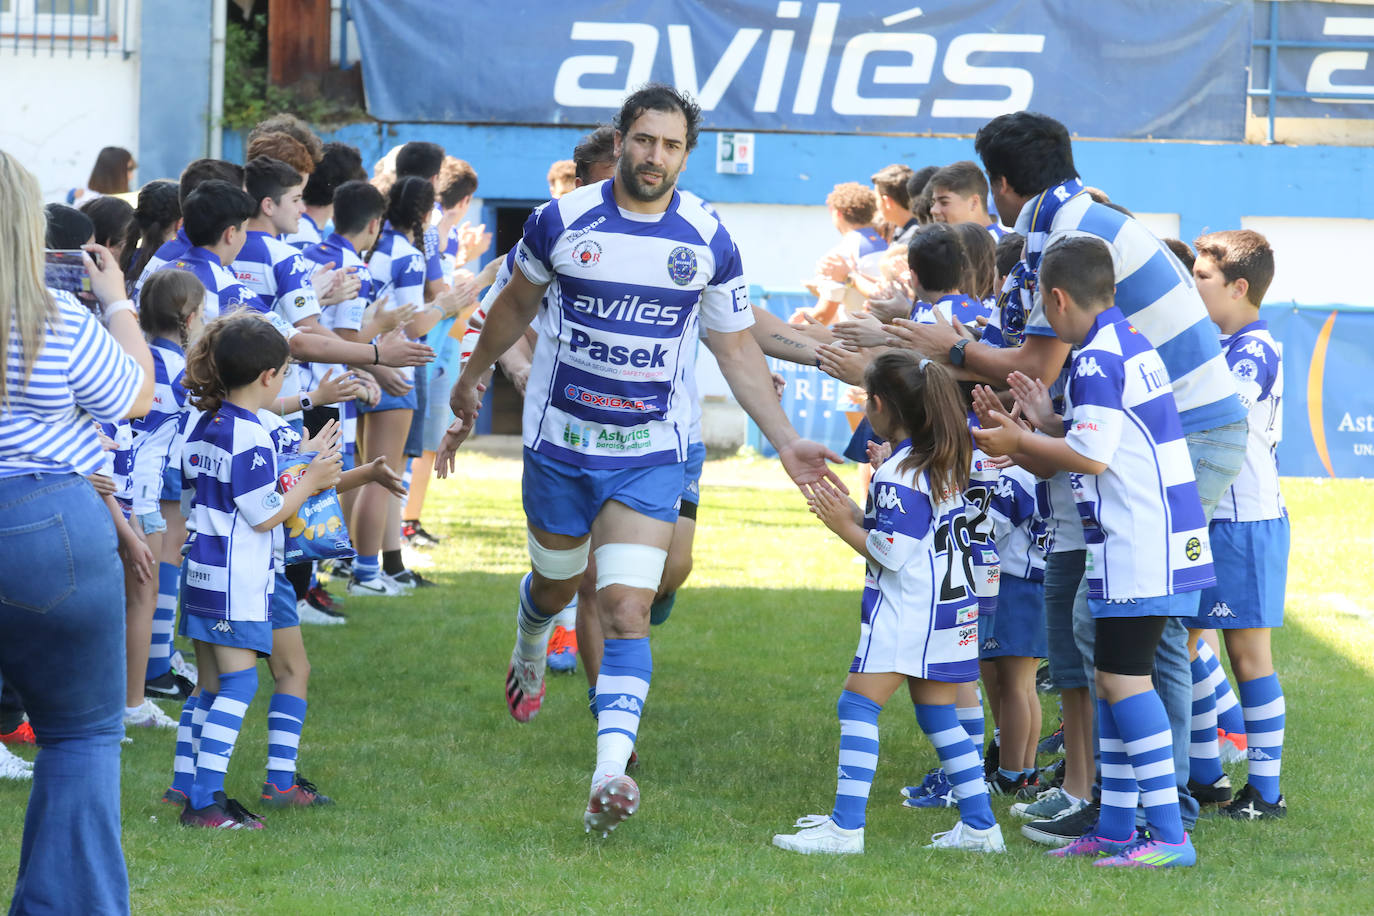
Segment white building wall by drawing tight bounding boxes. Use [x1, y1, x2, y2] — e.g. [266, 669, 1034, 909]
[1242, 216, 1374, 307]
[0, 51, 141, 201]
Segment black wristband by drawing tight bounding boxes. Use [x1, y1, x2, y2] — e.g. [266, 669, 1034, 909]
[372, 342, 380, 365]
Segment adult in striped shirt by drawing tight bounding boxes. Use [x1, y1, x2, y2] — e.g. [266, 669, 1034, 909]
[0, 150, 153, 914]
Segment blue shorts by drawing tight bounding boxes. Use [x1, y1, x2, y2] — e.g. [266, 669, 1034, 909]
[1088, 591, 1198, 620]
[271, 570, 298, 630]
[843, 416, 881, 463]
[522, 447, 685, 536]
[981, 574, 1048, 659]
[361, 387, 418, 414]
[403, 363, 429, 458]
[1183, 516, 1288, 629]
[1044, 549, 1088, 689]
[682, 439, 706, 507]
[341, 450, 355, 472]
[176, 559, 274, 655]
[159, 463, 181, 502]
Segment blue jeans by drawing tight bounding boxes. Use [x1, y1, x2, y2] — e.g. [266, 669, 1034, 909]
[0, 473, 130, 916]
[1070, 420, 1245, 831]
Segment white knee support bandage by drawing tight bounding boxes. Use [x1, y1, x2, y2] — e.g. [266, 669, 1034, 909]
[594, 543, 669, 592]
[526, 530, 589, 581]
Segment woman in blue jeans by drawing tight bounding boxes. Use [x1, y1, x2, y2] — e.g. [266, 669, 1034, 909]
[0, 150, 152, 915]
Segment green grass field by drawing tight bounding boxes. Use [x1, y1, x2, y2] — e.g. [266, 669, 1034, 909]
[3, 454, 1373, 914]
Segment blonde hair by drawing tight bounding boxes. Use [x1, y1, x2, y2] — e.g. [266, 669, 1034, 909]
[0, 150, 58, 408]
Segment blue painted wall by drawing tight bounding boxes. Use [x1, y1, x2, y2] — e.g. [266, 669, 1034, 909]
[139, 0, 212, 183]
[225, 121, 1374, 245]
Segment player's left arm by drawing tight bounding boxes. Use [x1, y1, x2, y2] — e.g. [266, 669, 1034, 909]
[749, 304, 820, 366]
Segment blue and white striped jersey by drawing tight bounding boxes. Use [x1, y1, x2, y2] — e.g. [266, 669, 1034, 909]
[368, 225, 428, 387]
[1215, 321, 1284, 522]
[987, 222, 1011, 241]
[233, 230, 322, 415]
[134, 229, 192, 299]
[301, 232, 373, 420]
[914, 293, 993, 330]
[966, 434, 1001, 616]
[159, 247, 261, 323]
[125, 338, 188, 515]
[0, 290, 144, 478]
[989, 465, 1052, 582]
[859, 441, 979, 682]
[282, 212, 324, 251]
[181, 402, 280, 621]
[1063, 307, 1215, 600]
[516, 181, 752, 468]
[1019, 195, 1244, 434]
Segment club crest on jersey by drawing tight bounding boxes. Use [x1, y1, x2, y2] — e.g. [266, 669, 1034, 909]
[563, 384, 654, 413]
[1185, 536, 1203, 561]
[666, 246, 697, 286]
[572, 239, 602, 267]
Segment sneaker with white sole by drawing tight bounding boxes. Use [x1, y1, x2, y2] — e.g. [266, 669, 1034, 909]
[124, 698, 177, 729]
[1011, 786, 1077, 820]
[925, 820, 1007, 852]
[583, 773, 640, 837]
[296, 599, 346, 626]
[772, 814, 863, 855]
[380, 571, 415, 593]
[0, 745, 32, 780]
[401, 546, 434, 570]
[347, 575, 403, 598]
[505, 650, 547, 722]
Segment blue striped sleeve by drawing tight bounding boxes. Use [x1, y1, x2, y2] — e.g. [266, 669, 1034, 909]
[65, 306, 143, 423]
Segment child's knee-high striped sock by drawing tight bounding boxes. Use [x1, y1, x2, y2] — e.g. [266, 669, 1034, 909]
[170, 694, 198, 796]
[1239, 674, 1285, 803]
[831, 691, 881, 830]
[1197, 639, 1245, 735]
[1096, 698, 1138, 841]
[1111, 691, 1184, 844]
[190, 690, 214, 763]
[266, 693, 308, 791]
[957, 692, 985, 761]
[1188, 654, 1224, 785]
[594, 637, 651, 780]
[916, 703, 995, 829]
[515, 573, 557, 660]
[146, 562, 178, 681]
[190, 668, 257, 810]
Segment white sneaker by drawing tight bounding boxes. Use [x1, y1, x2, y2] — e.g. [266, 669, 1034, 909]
[401, 546, 434, 569]
[0, 744, 32, 780]
[381, 571, 415, 593]
[347, 575, 403, 598]
[925, 820, 1006, 852]
[583, 773, 640, 837]
[124, 698, 177, 729]
[170, 649, 198, 683]
[772, 814, 864, 855]
[296, 599, 346, 626]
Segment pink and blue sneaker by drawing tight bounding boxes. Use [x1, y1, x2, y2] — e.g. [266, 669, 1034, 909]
[1095, 831, 1196, 868]
[1047, 830, 1135, 858]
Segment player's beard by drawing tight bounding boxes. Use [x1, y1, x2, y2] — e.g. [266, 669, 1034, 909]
[618, 155, 677, 203]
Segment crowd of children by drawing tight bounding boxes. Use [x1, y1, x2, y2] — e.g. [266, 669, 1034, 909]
[1, 104, 1288, 872]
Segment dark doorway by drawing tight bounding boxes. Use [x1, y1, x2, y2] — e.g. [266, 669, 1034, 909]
[475, 200, 543, 436]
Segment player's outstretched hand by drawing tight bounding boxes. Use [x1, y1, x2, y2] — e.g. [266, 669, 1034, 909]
[365, 456, 408, 498]
[1006, 370, 1057, 433]
[971, 410, 1024, 458]
[866, 439, 891, 470]
[807, 478, 862, 532]
[817, 342, 869, 387]
[970, 384, 1006, 429]
[887, 310, 961, 357]
[436, 380, 488, 476]
[831, 313, 888, 349]
[778, 438, 848, 498]
[376, 329, 435, 368]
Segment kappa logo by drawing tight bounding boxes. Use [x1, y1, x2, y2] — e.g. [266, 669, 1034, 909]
[875, 485, 905, 512]
[836, 767, 854, 780]
[1209, 601, 1237, 618]
[982, 637, 1000, 651]
[1248, 747, 1276, 761]
[1185, 536, 1203, 561]
[1075, 356, 1106, 379]
[1238, 339, 1268, 360]
[289, 256, 310, 276]
[251, 452, 267, 470]
[604, 695, 642, 714]
[565, 216, 606, 242]
[211, 620, 234, 634]
[408, 255, 425, 274]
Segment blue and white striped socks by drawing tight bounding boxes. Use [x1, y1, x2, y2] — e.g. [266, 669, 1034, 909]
[1239, 674, 1285, 803]
[171, 694, 198, 797]
[146, 561, 178, 681]
[594, 637, 651, 780]
[1110, 692, 1183, 845]
[916, 703, 995, 829]
[1096, 698, 1137, 841]
[1197, 639, 1245, 735]
[831, 691, 881, 829]
[266, 693, 308, 792]
[957, 700, 985, 762]
[515, 573, 556, 661]
[353, 554, 381, 583]
[1188, 654, 1225, 785]
[190, 667, 257, 810]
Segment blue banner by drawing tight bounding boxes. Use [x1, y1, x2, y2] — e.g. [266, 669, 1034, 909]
[1252, 1, 1374, 119]
[747, 296, 1374, 478]
[348, 0, 1250, 141]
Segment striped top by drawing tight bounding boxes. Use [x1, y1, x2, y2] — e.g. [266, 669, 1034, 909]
[125, 338, 188, 514]
[1063, 307, 1215, 600]
[1019, 194, 1244, 434]
[1, 290, 144, 478]
[1215, 321, 1284, 522]
[989, 465, 1052, 582]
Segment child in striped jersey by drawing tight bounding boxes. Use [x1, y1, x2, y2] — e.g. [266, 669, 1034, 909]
[773, 351, 1005, 856]
[1183, 230, 1288, 820]
[123, 270, 205, 719]
[975, 237, 1212, 868]
[175, 314, 341, 829]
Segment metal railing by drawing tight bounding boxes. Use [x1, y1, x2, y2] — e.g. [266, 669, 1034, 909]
[1, 0, 133, 58]
[1249, 0, 1374, 143]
